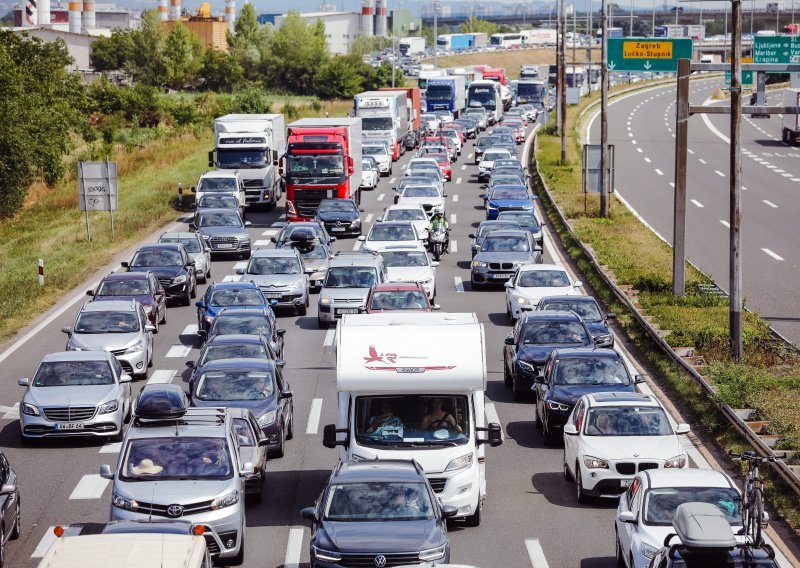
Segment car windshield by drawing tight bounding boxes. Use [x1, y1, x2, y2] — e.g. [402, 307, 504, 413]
[385, 208, 426, 221]
[209, 288, 264, 306]
[247, 257, 300, 275]
[325, 267, 377, 288]
[363, 146, 387, 157]
[318, 200, 357, 213]
[131, 250, 182, 267]
[199, 343, 269, 365]
[198, 211, 242, 227]
[498, 211, 539, 229]
[122, 437, 232, 481]
[233, 418, 257, 447]
[584, 407, 673, 436]
[477, 138, 501, 149]
[288, 155, 344, 176]
[160, 237, 201, 253]
[33, 360, 114, 387]
[216, 149, 266, 168]
[355, 395, 470, 446]
[481, 236, 529, 252]
[521, 321, 590, 345]
[414, 171, 441, 182]
[402, 187, 439, 198]
[370, 290, 428, 310]
[484, 151, 510, 161]
[491, 176, 524, 186]
[495, 160, 522, 169]
[553, 357, 630, 386]
[75, 311, 140, 333]
[643, 487, 742, 526]
[518, 270, 570, 288]
[96, 279, 149, 296]
[290, 243, 327, 259]
[381, 251, 429, 267]
[362, 160, 375, 171]
[490, 188, 529, 200]
[478, 222, 521, 237]
[323, 482, 435, 522]
[197, 177, 237, 191]
[197, 195, 238, 209]
[210, 314, 272, 337]
[195, 369, 275, 401]
[542, 300, 603, 322]
[369, 225, 415, 241]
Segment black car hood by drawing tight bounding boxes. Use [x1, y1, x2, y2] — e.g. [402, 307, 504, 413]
[585, 321, 610, 336]
[547, 383, 635, 405]
[131, 266, 183, 279]
[316, 519, 444, 553]
[316, 212, 357, 223]
[518, 344, 558, 364]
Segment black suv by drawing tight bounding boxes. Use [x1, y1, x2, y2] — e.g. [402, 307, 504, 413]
[502, 310, 594, 401]
[537, 295, 616, 348]
[0, 450, 20, 565]
[301, 460, 455, 567]
[122, 243, 196, 306]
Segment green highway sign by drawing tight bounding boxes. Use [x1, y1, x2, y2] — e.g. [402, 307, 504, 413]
[725, 57, 754, 86]
[607, 38, 694, 72]
[753, 36, 800, 64]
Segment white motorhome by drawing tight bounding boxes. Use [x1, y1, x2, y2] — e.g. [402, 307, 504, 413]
[323, 313, 502, 527]
[210, 114, 286, 210]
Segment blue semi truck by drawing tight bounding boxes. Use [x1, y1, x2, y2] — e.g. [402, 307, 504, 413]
[425, 76, 467, 117]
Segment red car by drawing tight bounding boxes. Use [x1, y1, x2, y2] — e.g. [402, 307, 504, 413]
[87, 271, 168, 331]
[422, 136, 457, 162]
[443, 122, 466, 145]
[427, 153, 452, 181]
[504, 119, 526, 144]
[366, 283, 435, 313]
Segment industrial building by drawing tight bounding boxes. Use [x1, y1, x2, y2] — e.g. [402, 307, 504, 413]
[270, 11, 361, 55]
[11, 1, 139, 29]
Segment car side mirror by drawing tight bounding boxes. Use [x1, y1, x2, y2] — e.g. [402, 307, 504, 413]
[144, 325, 156, 333]
[481, 184, 488, 189]
[607, 312, 616, 320]
[617, 510, 637, 524]
[675, 424, 691, 435]
[188, 223, 197, 231]
[486, 422, 503, 446]
[504, 281, 513, 288]
[99, 464, 114, 480]
[186, 361, 195, 368]
[573, 280, 582, 287]
[276, 359, 287, 368]
[431, 261, 440, 267]
[240, 462, 254, 477]
[0, 483, 17, 496]
[120, 261, 129, 268]
[357, 235, 366, 241]
[280, 390, 293, 399]
[441, 505, 458, 519]
[359, 208, 365, 213]
[504, 336, 514, 345]
[195, 301, 206, 308]
[468, 233, 476, 239]
[330, 237, 337, 242]
[235, 267, 245, 275]
[61, 326, 72, 335]
[479, 194, 486, 200]
[244, 221, 252, 227]
[301, 507, 318, 522]
[563, 424, 578, 436]
[190, 186, 196, 193]
[377, 217, 384, 222]
[17, 378, 29, 387]
[533, 375, 545, 384]
[120, 373, 133, 383]
[86, 290, 95, 297]
[197, 329, 207, 340]
[277, 328, 286, 336]
[635, 374, 646, 384]
[270, 237, 278, 244]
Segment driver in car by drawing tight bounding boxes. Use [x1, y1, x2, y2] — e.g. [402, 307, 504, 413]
[419, 397, 462, 433]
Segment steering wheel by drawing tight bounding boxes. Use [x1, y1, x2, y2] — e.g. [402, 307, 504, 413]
[428, 418, 452, 430]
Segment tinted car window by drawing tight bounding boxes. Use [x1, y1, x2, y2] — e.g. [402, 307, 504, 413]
[490, 188, 529, 200]
[481, 236, 529, 252]
[369, 225, 415, 241]
[196, 369, 275, 401]
[197, 195, 238, 209]
[34, 360, 114, 386]
[319, 200, 357, 213]
[518, 270, 570, 287]
[248, 257, 300, 275]
[552, 358, 630, 386]
[381, 251, 428, 267]
[132, 250, 182, 267]
[370, 291, 428, 310]
[385, 209, 426, 221]
[325, 267, 377, 288]
[198, 211, 242, 227]
[521, 321, 589, 345]
[323, 482, 434, 521]
[97, 279, 149, 295]
[199, 343, 269, 365]
[122, 437, 232, 480]
[211, 314, 272, 336]
[644, 487, 741, 526]
[584, 407, 672, 436]
[160, 237, 202, 253]
[75, 311, 140, 333]
[209, 289, 264, 306]
[542, 300, 602, 321]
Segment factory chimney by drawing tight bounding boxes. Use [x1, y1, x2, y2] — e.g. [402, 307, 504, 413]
[169, 0, 181, 20]
[38, 0, 50, 25]
[82, 0, 95, 31]
[225, 0, 235, 33]
[158, 0, 168, 20]
[360, 0, 373, 36]
[68, 0, 81, 32]
[24, 0, 37, 25]
[374, 0, 387, 36]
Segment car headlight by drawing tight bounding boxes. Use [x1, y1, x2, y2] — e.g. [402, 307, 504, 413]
[257, 410, 277, 427]
[172, 275, 187, 284]
[312, 546, 342, 563]
[21, 402, 40, 416]
[210, 490, 239, 510]
[472, 261, 488, 268]
[319, 296, 332, 305]
[350, 219, 361, 227]
[513, 295, 529, 305]
[546, 400, 570, 412]
[487, 203, 498, 210]
[419, 544, 447, 561]
[664, 454, 687, 468]
[583, 455, 609, 469]
[112, 493, 139, 511]
[66, 344, 83, 351]
[518, 360, 536, 372]
[641, 542, 659, 559]
[445, 453, 473, 472]
[99, 400, 119, 414]
[142, 304, 154, 313]
[125, 341, 144, 354]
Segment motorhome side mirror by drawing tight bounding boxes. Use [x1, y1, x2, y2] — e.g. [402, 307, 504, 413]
[617, 511, 637, 524]
[675, 424, 691, 435]
[504, 336, 514, 345]
[301, 507, 318, 522]
[563, 424, 578, 436]
[441, 505, 458, 519]
[487, 422, 502, 447]
[99, 464, 114, 480]
[61, 326, 72, 335]
[322, 424, 347, 449]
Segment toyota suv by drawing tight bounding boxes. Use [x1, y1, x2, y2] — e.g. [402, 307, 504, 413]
[100, 384, 256, 564]
[317, 251, 387, 328]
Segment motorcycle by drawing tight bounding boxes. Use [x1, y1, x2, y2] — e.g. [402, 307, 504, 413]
[428, 227, 447, 261]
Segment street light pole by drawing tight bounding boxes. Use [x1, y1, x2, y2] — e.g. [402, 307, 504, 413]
[433, 0, 438, 68]
[730, 0, 743, 361]
[559, 0, 567, 162]
[600, 0, 609, 217]
[391, 0, 396, 87]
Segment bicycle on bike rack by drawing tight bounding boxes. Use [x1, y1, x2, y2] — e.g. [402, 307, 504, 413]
[730, 450, 786, 547]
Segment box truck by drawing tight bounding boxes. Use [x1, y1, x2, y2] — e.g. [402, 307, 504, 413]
[323, 312, 503, 526]
[355, 90, 409, 160]
[782, 88, 800, 144]
[425, 75, 466, 117]
[399, 36, 426, 56]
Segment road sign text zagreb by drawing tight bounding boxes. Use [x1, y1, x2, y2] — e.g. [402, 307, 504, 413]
[607, 38, 693, 72]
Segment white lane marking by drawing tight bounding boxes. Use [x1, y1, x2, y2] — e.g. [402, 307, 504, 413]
[389, 177, 396, 184]
[654, 169, 664, 176]
[628, 132, 633, 137]
[691, 199, 704, 208]
[352, 240, 362, 251]
[687, 148, 695, 155]
[166, 344, 192, 358]
[450, 214, 457, 224]
[720, 220, 730, 228]
[485, 401, 504, 440]
[763, 200, 778, 208]
[453, 194, 459, 202]
[762, 248, 785, 261]
[222, 274, 241, 282]
[284, 527, 304, 568]
[99, 442, 122, 454]
[450, 240, 458, 253]
[365, 213, 373, 223]
[525, 539, 550, 568]
[377, 193, 385, 202]
[1, 403, 19, 420]
[455, 177, 462, 184]
[147, 369, 177, 385]
[69, 474, 110, 500]
[782, 173, 794, 177]
[467, 153, 473, 159]
[253, 240, 271, 247]
[698, 158, 707, 164]
[715, 170, 726, 177]
[631, 140, 637, 145]
[644, 157, 651, 163]
[627, 125, 631, 131]
[793, 178, 800, 182]
[454, 276, 464, 293]
[261, 228, 279, 236]
[461, 164, 467, 170]
[182, 324, 198, 336]
[233, 261, 247, 271]
[774, 169, 786, 173]
[306, 398, 323, 435]
[401, 163, 407, 170]
[31, 527, 58, 558]
[636, 148, 643, 153]
[766, 165, 778, 169]
[669, 182, 675, 188]
[323, 328, 336, 347]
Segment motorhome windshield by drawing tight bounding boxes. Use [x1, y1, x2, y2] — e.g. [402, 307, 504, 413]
[216, 149, 267, 168]
[354, 395, 470, 447]
[361, 117, 394, 131]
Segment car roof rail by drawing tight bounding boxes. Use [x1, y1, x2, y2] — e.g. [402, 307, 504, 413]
[334, 250, 380, 257]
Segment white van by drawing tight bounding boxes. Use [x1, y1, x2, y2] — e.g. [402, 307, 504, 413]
[323, 312, 503, 526]
[38, 532, 211, 568]
[192, 170, 246, 210]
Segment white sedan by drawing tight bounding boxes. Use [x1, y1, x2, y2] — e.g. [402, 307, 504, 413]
[564, 393, 690, 504]
[478, 148, 514, 181]
[394, 185, 445, 218]
[504, 263, 582, 320]
[380, 246, 438, 300]
[380, 204, 430, 240]
[358, 221, 421, 253]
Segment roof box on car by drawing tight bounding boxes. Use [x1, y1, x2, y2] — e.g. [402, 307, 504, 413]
[133, 384, 188, 421]
[670, 502, 737, 551]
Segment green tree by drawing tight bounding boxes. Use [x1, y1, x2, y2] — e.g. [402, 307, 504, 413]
[163, 22, 204, 89]
[90, 28, 136, 71]
[0, 31, 87, 217]
[128, 10, 168, 86]
[227, 3, 271, 79]
[201, 49, 244, 92]
[349, 35, 393, 57]
[316, 55, 364, 99]
[262, 12, 329, 93]
[361, 60, 394, 91]
[458, 17, 497, 36]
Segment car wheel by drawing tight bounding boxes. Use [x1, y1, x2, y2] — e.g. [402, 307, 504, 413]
[615, 532, 625, 567]
[10, 500, 20, 541]
[198, 270, 207, 284]
[271, 429, 285, 459]
[542, 419, 557, 446]
[503, 360, 512, 387]
[152, 317, 159, 334]
[576, 466, 589, 504]
[159, 305, 167, 325]
[511, 374, 525, 402]
[124, 401, 132, 424]
[206, 265, 211, 279]
[0, 524, 5, 568]
[298, 298, 307, 316]
[249, 476, 264, 504]
[563, 451, 573, 481]
[535, 404, 543, 429]
[286, 410, 294, 440]
[463, 500, 481, 527]
[137, 366, 149, 381]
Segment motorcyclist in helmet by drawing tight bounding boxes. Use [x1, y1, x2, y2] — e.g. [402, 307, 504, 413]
[428, 205, 450, 253]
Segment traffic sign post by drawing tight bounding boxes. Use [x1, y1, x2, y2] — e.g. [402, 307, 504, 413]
[607, 38, 694, 72]
[753, 35, 800, 66]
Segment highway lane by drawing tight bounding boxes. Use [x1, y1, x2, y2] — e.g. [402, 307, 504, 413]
[589, 77, 800, 343]
[0, 122, 781, 568]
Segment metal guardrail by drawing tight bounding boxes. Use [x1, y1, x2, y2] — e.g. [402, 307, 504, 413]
[526, 122, 800, 500]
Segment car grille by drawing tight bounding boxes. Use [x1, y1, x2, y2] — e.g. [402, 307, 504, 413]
[157, 278, 172, 288]
[638, 462, 660, 472]
[295, 190, 331, 218]
[204, 535, 221, 555]
[209, 236, 239, 249]
[132, 498, 215, 518]
[428, 477, 447, 493]
[118, 360, 133, 374]
[489, 262, 515, 270]
[498, 206, 527, 212]
[336, 552, 420, 567]
[260, 287, 302, 303]
[333, 298, 363, 304]
[615, 462, 660, 475]
[43, 406, 97, 421]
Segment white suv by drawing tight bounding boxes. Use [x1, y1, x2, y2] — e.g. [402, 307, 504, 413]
[563, 392, 689, 503]
[192, 171, 246, 209]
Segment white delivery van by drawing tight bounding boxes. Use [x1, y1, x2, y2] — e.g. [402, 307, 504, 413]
[323, 312, 502, 527]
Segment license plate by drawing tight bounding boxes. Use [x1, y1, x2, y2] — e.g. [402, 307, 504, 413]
[264, 293, 282, 299]
[330, 227, 346, 232]
[490, 274, 512, 279]
[215, 243, 234, 250]
[621, 479, 633, 487]
[55, 423, 84, 430]
[337, 308, 358, 314]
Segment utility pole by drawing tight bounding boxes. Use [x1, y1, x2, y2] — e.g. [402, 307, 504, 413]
[587, 0, 593, 66]
[600, 0, 609, 217]
[730, 0, 743, 360]
[672, 58, 690, 296]
[559, 0, 567, 162]
[652, 0, 655, 35]
[391, 0, 396, 87]
[433, 0, 438, 68]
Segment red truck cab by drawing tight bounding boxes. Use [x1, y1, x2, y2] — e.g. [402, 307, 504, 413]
[482, 67, 507, 86]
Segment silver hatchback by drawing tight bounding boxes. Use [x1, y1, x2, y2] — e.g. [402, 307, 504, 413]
[236, 248, 310, 316]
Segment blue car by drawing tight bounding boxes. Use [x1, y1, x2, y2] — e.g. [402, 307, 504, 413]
[480, 185, 535, 220]
[186, 333, 283, 385]
[195, 281, 272, 334]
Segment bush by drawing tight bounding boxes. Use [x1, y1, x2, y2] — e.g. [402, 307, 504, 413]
[281, 103, 298, 120]
[163, 98, 199, 126]
[231, 88, 272, 114]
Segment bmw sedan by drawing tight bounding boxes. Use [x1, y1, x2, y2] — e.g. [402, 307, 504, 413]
[480, 185, 535, 220]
